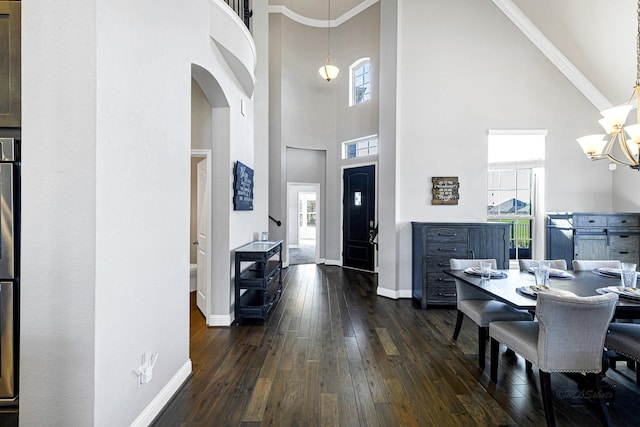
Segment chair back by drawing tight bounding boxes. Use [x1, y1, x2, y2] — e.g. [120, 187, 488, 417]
[449, 259, 497, 302]
[572, 260, 622, 271]
[449, 258, 497, 270]
[536, 292, 618, 373]
[518, 259, 567, 271]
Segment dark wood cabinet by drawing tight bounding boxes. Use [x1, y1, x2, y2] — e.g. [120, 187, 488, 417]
[234, 240, 283, 324]
[411, 222, 510, 309]
[546, 212, 640, 269]
[0, 1, 21, 128]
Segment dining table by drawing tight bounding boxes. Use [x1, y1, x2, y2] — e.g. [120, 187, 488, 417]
[445, 268, 640, 319]
[446, 267, 640, 403]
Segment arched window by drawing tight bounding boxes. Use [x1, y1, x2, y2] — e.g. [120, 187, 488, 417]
[349, 58, 371, 106]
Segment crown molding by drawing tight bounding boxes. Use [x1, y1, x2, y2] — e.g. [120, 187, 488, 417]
[268, 0, 379, 28]
[492, 0, 612, 111]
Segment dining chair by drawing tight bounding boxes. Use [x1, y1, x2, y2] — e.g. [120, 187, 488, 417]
[604, 323, 640, 384]
[450, 258, 532, 369]
[489, 292, 618, 427]
[518, 259, 567, 271]
[572, 260, 622, 271]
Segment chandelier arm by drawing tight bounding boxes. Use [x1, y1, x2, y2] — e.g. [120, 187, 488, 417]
[618, 133, 640, 166]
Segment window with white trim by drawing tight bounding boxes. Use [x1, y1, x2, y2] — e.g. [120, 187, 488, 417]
[350, 58, 371, 106]
[487, 131, 546, 262]
[342, 135, 378, 159]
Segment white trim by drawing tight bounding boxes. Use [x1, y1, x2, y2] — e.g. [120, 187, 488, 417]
[130, 360, 192, 427]
[268, 0, 380, 28]
[376, 287, 411, 299]
[324, 259, 342, 266]
[488, 129, 547, 136]
[491, 0, 612, 111]
[208, 314, 233, 326]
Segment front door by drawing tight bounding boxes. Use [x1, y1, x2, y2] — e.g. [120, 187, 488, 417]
[343, 165, 375, 271]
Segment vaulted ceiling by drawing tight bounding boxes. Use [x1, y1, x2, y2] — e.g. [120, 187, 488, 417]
[270, 0, 638, 111]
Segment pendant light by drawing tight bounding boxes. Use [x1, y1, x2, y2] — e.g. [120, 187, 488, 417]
[318, 0, 339, 81]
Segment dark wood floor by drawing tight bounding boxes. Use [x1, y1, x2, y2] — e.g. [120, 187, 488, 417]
[152, 264, 640, 426]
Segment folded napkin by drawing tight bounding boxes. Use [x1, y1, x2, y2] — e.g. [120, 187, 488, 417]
[516, 286, 576, 299]
[463, 267, 507, 279]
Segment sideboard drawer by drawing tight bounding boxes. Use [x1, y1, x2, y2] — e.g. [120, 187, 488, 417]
[608, 215, 640, 227]
[426, 285, 457, 305]
[424, 227, 468, 242]
[425, 241, 468, 257]
[574, 214, 607, 228]
[424, 256, 453, 272]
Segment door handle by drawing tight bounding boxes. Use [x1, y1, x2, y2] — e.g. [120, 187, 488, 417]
[192, 240, 199, 246]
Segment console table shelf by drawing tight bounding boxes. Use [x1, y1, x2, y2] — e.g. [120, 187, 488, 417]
[234, 240, 283, 324]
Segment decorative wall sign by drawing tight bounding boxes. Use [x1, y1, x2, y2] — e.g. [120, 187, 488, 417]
[233, 161, 254, 211]
[431, 177, 460, 205]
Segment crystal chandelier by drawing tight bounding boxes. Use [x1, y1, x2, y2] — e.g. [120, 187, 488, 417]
[318, 0, 339, 81]
[576, 1, 640, 170]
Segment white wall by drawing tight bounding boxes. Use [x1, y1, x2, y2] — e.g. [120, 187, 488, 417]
[21, 0, 262, 424]
[383, 0, 614, 296]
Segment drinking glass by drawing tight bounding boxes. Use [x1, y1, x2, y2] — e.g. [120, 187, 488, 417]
[534, 260, 551, 287]
[621, 262, 638, 289]
[480, 261, 492, 281]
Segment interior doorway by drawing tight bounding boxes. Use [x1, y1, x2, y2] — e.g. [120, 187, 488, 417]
[287, 183, 320, 265]
[190, 151, 211, 319]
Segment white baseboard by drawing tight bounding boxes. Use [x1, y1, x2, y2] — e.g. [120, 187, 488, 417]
[130, 359, 192, 427]
[376, 287, 411, 299]
[208, 314, 233, 326]
[324, 259, 341, 266]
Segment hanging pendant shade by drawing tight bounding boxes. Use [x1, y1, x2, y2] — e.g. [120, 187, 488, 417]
[319, 0, 339, 81]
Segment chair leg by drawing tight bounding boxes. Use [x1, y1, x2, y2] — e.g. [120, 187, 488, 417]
[525, 360, 532, 372]
[539, 371, 556, 427]
[490, 337, 499, 383]
[587, 373, 612, 427]
[478, 326, 487, 369]
[452, 310, 464, 340]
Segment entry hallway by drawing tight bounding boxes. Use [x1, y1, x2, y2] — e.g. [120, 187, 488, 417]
[153, 264, 640, 426]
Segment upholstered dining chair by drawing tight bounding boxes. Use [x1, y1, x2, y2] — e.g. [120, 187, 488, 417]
[450, 258, 532, 369]
[489, 292, 618, 427]
[518, 259, 567, 271]
[604, 323, 640, 384]
[572, 260, 622, 271]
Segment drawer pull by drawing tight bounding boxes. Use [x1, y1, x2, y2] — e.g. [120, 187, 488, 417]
[619, 235, 630, 239]
[437, 278, 455, 283]
[618, 251, 630, 254]
[437, 262, 447, 267]
[588, 220, 595, 223]
[437, 292, 456, 297]
[438, 248, 457, 252]
[438, 233, 457, 237]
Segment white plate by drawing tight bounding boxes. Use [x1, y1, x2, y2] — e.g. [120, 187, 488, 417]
[527, 267, 574, 279]
[600, 286, 640, 300]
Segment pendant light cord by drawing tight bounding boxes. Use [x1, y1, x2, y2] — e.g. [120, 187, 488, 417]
[327, 0, 332, 56]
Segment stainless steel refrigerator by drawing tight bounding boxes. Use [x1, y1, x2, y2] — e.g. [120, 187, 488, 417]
[0, 137, 19, 403]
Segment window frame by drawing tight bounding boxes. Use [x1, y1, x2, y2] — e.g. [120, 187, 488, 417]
[349, 58, 371, 106]
[487, 130, 546, 263]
